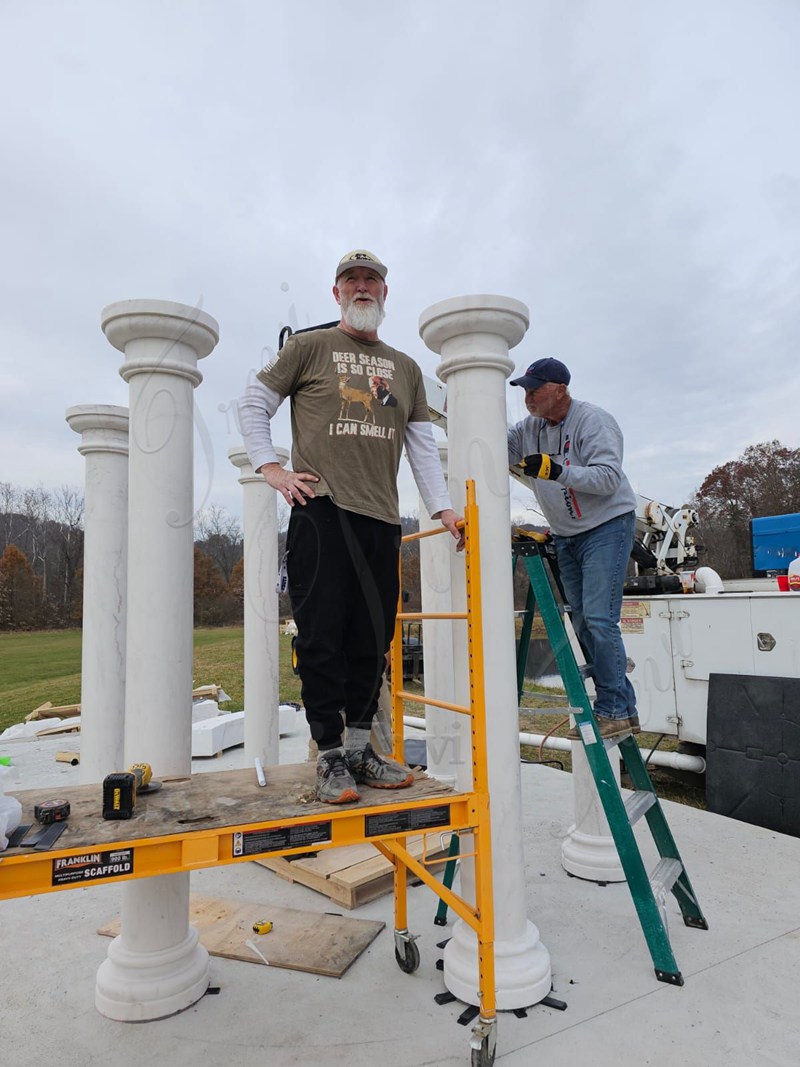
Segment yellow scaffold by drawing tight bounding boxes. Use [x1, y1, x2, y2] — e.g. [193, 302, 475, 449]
[0, 480, 497, 1066]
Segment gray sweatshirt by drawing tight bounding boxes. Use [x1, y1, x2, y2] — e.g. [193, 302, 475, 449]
[507, 398, 637, 536]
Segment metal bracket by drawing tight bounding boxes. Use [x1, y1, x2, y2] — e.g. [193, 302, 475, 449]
[469, 1016, 497, 1058]
[393, 928, 419, 952]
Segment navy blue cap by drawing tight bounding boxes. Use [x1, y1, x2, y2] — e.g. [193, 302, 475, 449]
[510, 357, 571, 390]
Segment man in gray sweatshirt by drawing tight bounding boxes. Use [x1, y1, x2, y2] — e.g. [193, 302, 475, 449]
[507, 358, 640, 739]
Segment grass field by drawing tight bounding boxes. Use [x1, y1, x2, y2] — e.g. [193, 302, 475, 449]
[0, 628, 300, 733]
[0, 628, 706, 809]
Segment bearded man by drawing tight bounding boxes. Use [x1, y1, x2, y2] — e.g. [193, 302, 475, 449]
[239, 249, 462, 803]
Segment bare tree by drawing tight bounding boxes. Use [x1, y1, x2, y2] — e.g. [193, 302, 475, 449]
[20, 486, 52, 596]
[52, 485, 85, 620]
[194, 504, 243, 582]
[0, 481, 20, 552]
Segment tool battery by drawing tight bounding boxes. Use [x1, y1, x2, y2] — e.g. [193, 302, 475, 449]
[103, 772, 137, 819]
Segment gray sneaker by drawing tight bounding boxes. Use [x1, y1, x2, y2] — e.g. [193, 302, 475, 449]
[316, 750, 360, 804]
[348, 743, 414, 790]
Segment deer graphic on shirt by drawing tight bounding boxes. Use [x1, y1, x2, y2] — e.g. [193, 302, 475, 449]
[337, 374, 376, 424]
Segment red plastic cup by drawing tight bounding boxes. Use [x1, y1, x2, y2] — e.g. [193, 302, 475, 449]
[777, 575, 789, 591]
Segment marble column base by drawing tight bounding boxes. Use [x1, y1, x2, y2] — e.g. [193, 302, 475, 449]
[444, 917, 552, 1009]
[95, 926, 209, 1021]
[561, 825, 626, 882]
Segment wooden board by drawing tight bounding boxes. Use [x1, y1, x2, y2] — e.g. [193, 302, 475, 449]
[26, 701, 81, 722]
[7, 764, 455, 855]
[256, 834, 450, 910]
[98, 893, 385, 978]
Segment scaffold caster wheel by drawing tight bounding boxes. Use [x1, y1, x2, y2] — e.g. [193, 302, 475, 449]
[393, 930, 420, 974]
[470, 1017, 496, 1067]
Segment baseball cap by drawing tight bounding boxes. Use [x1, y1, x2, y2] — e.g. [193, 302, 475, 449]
[510, 357, 571, 390]
[335, 249, 388, 281]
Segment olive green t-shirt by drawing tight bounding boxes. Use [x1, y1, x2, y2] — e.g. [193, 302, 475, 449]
[257, 327, 430, 524]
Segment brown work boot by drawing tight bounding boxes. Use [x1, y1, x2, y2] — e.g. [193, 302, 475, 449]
[567, 715, 634, 741]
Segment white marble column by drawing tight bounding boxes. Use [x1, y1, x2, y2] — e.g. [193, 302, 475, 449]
[419, 442, 459, 787]
[228, 444, 289, 766]
[65, 405, 129, 786]
[95, 299, 219, 1021]
[562, 742, 625, 881]
[420, 296, 551, 1009]
[561, 625, 625, 880]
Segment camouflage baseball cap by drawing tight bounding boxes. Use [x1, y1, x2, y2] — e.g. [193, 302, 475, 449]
[335, 249, 388, 281]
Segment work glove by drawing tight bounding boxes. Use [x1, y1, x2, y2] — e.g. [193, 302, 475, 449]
[518, 453, 562, 480]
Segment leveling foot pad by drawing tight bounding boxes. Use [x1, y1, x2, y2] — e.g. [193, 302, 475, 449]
[98, 894, 385, 978]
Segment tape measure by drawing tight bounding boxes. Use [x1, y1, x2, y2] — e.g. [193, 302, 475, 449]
[34, 799, 71, 824]
[252, 920, 273, 935]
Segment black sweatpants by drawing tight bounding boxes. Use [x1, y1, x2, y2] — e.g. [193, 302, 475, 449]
[286, 496, 401, 750]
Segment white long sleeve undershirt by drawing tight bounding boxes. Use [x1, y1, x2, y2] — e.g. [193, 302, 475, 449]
[237, 379, 453, 519]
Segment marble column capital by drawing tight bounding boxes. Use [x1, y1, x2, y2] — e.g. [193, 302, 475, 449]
[65, 404, 130, 456]
[228, 445, 289, 485]
[419, 295, 529, 382]
[101, 299, 220, 387]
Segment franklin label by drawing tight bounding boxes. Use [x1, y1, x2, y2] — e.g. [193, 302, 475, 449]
[52, 848, 134, 886]
[364, 805, 451, 838]
[232, 820, 332, 857]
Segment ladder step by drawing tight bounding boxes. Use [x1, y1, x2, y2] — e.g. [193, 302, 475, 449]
[650, 858, 683, 899]
[517, 706, 581, 715]
[624, 790, 657, 827]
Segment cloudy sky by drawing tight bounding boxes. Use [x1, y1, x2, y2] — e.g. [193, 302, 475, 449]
[2, 0, 798, 527]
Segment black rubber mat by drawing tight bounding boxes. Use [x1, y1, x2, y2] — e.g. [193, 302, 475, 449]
[706, 673, 800, 837]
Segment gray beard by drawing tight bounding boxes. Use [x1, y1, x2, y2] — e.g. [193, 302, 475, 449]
[342, 297, 385, 333]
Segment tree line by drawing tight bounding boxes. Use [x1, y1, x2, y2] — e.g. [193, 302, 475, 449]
[2, 442, 799, 629]
[689, 441, 800, 577]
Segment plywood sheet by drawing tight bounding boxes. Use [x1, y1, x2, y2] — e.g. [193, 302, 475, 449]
[98, 893, 385, 978]
[8, 764, 455, 854]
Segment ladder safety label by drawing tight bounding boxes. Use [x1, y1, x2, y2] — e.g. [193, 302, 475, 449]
[232, 820, 332, 857]
[51, 848, 134, 886]
[364, 804, 451, 838]
[579, 722, 597, 745]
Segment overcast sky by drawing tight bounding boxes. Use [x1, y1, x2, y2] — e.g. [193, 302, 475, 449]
[2, 0, 799, 528]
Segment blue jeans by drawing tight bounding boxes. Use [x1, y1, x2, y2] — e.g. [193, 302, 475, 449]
[552, 511, 637, 721]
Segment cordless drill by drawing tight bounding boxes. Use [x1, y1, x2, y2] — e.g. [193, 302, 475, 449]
[102, 762, 153, 819]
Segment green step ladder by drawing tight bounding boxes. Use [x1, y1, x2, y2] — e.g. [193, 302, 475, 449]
[516, 538, 708, 985]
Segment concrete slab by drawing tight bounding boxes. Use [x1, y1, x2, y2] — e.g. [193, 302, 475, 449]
[2, 733, 799, 1067]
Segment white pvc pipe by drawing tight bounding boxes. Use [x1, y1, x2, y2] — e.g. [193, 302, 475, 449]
[403, 716, 706, 773]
